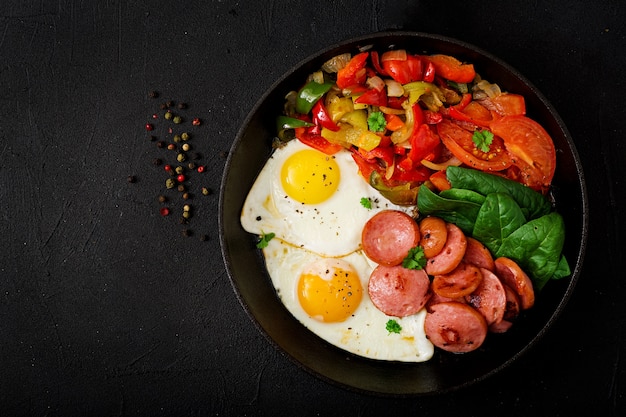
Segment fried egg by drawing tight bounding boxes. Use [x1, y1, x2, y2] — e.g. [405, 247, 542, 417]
[240, 139, 414, 257]
[263, 238, 434, 362]
[240, 138, 431, 362]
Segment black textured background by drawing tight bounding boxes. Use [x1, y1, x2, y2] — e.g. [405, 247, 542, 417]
[1, 1, 624, 415]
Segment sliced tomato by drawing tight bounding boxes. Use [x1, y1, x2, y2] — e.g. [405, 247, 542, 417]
[336, 52, 369, 89]
[480, 93, 526, 116]
[489, 115, 556, 192]
[462, 100, 493, 123]
[437, 119, 513, 171]
[427, 54, 476, 83]
[297, 131, 343, 155]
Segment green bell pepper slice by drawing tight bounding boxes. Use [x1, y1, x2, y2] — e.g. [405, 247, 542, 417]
[295, 81, 334, 114]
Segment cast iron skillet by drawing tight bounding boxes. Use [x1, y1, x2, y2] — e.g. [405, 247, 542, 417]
[219, 31, 588, 396]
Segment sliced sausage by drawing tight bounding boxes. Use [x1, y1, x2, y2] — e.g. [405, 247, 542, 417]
[425, 291, 466, 313]
[489, 319, 513, 334]
[419, 216, 448, 258]
[432, 262, 483, 299]
[362, 210, 420, 266]
[494, 257, 535, 309]
[425, 223, 467, 276]
[502, 283, 522, 322]
[424, 301, 488, 353]
[465, 268, 507, 325]
[463, 237, 495, 271]
[368, 265, 431, 317]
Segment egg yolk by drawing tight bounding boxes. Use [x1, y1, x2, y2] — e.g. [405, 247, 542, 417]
[280, 149, 340, 204]
[297, 261, 363, 322]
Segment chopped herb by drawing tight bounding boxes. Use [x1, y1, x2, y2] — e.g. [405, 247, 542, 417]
[472, 130, 494, 153]
[402, 246, 426, 270]
[367, 111, 386, 132]
[360, 197, 372, 209]
[256, 231, 275, 249]
[386, 319, 402, 334]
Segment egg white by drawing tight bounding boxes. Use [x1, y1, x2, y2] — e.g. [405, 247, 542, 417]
[240, 139, 415, 257]
[262, 238, 434, 362]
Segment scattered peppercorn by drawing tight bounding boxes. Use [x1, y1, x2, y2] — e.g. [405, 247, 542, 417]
[192, 118, 201, 126]
[127, 175, 137, 183]
[175, 166, 184, 174]
[145, 123, 154, 131]
[183, 204, 191, 212]
[187, 162, 196, 170]
[181, 132, 190, 141]
[152, 113, 158, 119]
[164, 110, 173, 120]
[173, 134, 181, 143]
[165, 178, 175, 189]
[158, 195, 167, 203]
[160, 207, 170, 216]
[197, 165, 206, 173]
[178, 102, 187, 109]
[182, 192, 190, 200]
[166, 100, 174, 108]
[164, 164, 172, 172]
[173, 115, 182, 124]
[149, 91, 159, 98]
[177, 174, 186, 183]
[177, 184, 186, 192]
[176, 153, 186, 162]
[201, 187, 211, 196]
[167, 143, 176, 150]
[182, 211, 191, 219]
[181, 143, 190, 152]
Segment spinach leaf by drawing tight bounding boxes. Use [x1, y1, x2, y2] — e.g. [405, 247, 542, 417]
[496, 212, 566, 289]
[446, 166, 552, 220]
[472, 193, 527, 255]
[417, 185, 481, 235]
[439, 188, 486, 206]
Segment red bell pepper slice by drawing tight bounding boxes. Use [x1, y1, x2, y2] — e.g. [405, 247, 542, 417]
[427, 54, 476, 83]
[354, 87, 388, 107]
[422, 60, 436, 83]
[312, 100, 340, 131]
[370, 50, 388, 76]
[297, 129, 343, 155]
[407, 123, 440, 164]
[336, 52, 369, 89]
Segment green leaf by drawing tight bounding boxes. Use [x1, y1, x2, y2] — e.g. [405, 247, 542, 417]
[446, 166, 552, 220]
[417, 184, 481, 235]
[256, 231, 275, 249]
[367, 111, 387, 132]
[472, 130, 494, 152]
[360, 197, 372, 209]
[496, 212, 566, 289]
[472, 193, 527, 255]
[385, 319, 402, 334]
[402, 246, 426, 270]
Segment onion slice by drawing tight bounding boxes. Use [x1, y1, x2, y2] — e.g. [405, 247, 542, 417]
[420, 156, 462, 171]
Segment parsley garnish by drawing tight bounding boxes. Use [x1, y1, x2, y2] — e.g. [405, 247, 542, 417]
[256, 231, 275, 249]
[472, 129, 494, 153]
[386, 319, 402, 334]
[402, 246, 426, 270]
[360, 197, 372, 209]
[367, 111, 386, 132]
